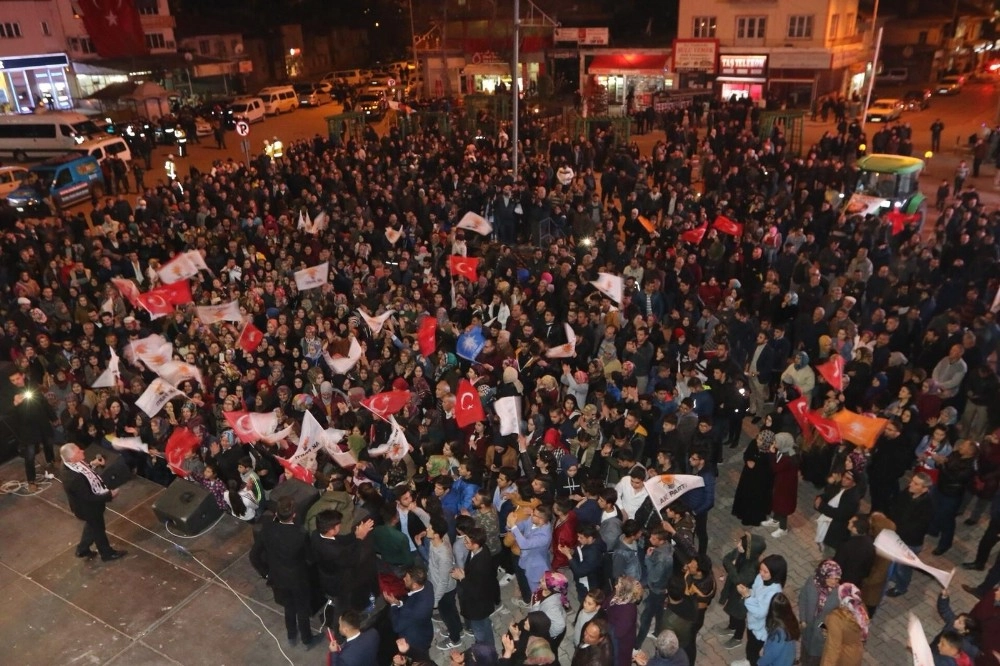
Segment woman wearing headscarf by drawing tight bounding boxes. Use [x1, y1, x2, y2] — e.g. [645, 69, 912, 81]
[762, 432, 799, 538]
[717, 532, 767, 651]
[798, 560, 843, 666]
[732, 428, 775, 526]
[499, 612, 557, 666]
[530, 570, 571, 652]
[604, 576, 644, 666]
[738, 554, 787, 666]
[819, 583, 869, 666]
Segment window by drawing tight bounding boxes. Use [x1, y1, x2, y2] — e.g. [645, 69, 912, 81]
[0, 22, 22, 38]
[137, 0, 160, 15]
[692, 16, 717, 38]
[918, 31, 928, 45]
[79, 37, 96, 54]
[199, 39, 210, 55]
[787, 15, 813, 39]
[145, 33, 166, 50]
[829, 14, 839, 39]
[736, 17, 766, 40]
[41, 21, 51, 36]
[846, 13, 856, 34]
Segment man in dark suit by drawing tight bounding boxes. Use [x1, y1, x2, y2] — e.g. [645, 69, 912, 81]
[385, 565, 434, 659]
[327, 609, 379, 666]
[493, 184, 518, 245]
[453, 526, 499, 648]
[250, 496, 317, 648]
[59, 443, 126, 561]
[311, 509, 375, 638]
[747, 330, 776, 423]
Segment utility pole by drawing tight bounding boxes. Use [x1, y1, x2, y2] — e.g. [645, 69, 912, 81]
[860, 0, 881, 136]
[409, 0, 418, 65]
[512, 0, 520, 181]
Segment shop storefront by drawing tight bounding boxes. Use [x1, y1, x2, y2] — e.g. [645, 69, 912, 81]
[0, 53, 74, 113]
[717, 54, 767, 102]
[767, 50, 830, 109]
[585, 52, 673, 108]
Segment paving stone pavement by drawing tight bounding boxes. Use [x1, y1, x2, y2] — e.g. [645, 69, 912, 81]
[454, 422, 988, 666]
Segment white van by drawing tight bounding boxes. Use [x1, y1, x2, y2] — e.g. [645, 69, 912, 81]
[227, 97, 266, 124]
[257, 86, 298, 115]
[73, 135, 132, 165]
[322, 69, 366, 86]
[0, 112, 101, 161]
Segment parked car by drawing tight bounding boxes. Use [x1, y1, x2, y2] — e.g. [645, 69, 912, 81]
[0, 166, 29, 198]
[227, 97, 266, 124]
[936, 75, 964, 95]
[7, 154, 103, 215]
[293, 82, 333, 106]
[72, 135, 132, 165]
[866, 98, 904, 123]
[356, 91, 387, 120]
[902, 89, 931, 111]
[879, 67, 909, 84]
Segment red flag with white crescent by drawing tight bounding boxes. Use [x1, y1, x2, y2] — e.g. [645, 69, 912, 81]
[238, 322, 265, 353]
[713, 215, 744, 238]
[418, 316, 437, 356]
[787, 396, 812, 436]
[681, 224, 708, 245]
[455, 379, 486, 428]
[111, 278, 141, 306]
[361, 390, 412, 421]
[135, 290, 176, 319]
[165, 426, 200, 477]
[276, 455, 315, 485]
[817, 354, 845, 391]
[224, 409, 261, 444]
[806, 410, 842, 444]
[78, 0, 149, 58]
[449, 255, 480, 282]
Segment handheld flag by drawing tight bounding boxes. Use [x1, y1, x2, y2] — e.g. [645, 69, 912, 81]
[681, 224, 707, 245]
[874, 530, 954, 589]
[294, 263, 330, 291]
[831, 409, 888, 449]
[135, 378, 184, 417]
[713, 215, 744, 238]
[455, 379, 486, 428]
[806, 410, 842, 444]
[591, 272, 623, 305]
[546, 323, 578, 358]
[494, 396, 522, 436]
[91, 347, 121, 388]
[457, 326, 486, 362]
[456, 211, 493, 236]
[418, 316, 437, 356]
[324, 336, 363, 374]
[165, 426, 200, 476]
[359, 309, 395, 336]
[787, 396, 812, 436]
[644, 474, 706, 511]
[817, 354, 845, 391]
[449, 255, 480, 281]
[237, 322, 265, 353]
[196, 301, 242, 324]
[361, 390, 412, 421]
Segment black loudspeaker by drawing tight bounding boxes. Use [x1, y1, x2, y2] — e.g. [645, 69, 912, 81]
[267, 478, 319, 525]
[152, 478, 223, 535]
[85, 444, 131, 489]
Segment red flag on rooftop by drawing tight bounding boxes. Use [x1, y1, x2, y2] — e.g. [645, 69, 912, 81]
[79, 0, 149, 58]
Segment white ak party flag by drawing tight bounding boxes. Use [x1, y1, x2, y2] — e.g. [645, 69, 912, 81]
[135, 341, 174, 370]
[369, 416, 412, 462]
[91, 347, 121, 388]
[546, 323, 578, 358]
[908, 614, 934, 666]
[456, 211, 493, 236]
[591, 272, 624, 305]
[261, 424, 296, 445]
[360, 309, 395, 336]
[385, 227, 402, 245]
[874, 530, 955, 589]
[136, 378, 184, 418]
[308, 211, 329, 234]
[644, 474, 706, 511]
[158, 253, 199, 284]
[157, 360, 204, 387]
[324, 336, 363, 374]
[183, 250, 211, 274]
[127, 334, 168, 364]
[109, 436, 149, 454]
[290, 411, 326, 471]
[494, 396, 522, 436]
[294, 263, 330, 291]
[196, 301, 242, 324]
[297, 209, 312, 231]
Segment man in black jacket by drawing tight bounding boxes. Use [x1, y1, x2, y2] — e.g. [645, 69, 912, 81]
[310, 510, 375, 638]
[453, 526, 499, 649]
[886, 472, 933, 597]
[60, 443, 126, 561]
[928, 440, 979, 556]
[834, 514, 875, 586]
[9, 367, 56, 491]
[815, 469, 861, 552]
[868, 421, 916, 513]
[250, 497, 317, 648]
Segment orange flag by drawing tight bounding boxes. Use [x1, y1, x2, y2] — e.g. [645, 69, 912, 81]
[637, 215, 656, 234]
[831, 410, 888, 449]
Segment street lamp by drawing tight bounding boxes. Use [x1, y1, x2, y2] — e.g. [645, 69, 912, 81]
[860, 0, 882, 135]
[512, 0, 520, 181]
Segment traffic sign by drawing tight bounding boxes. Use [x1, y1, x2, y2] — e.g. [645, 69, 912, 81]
[387, 78, 396, 87]
[235, 120, 250, 137]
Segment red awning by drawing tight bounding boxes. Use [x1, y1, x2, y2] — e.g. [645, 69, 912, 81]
[588, 54, 669, 76]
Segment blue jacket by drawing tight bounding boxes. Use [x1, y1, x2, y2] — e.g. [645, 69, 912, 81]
[328, 628, 379, 666]
[757, 627, 796, 666]
[389, 583, 435, 653]
[442, 478, 479, 517]
[511, 519, 552, 592]
[684, 468, 716, 515]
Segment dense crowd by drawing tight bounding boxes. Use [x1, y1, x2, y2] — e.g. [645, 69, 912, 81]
[2, 95, 1000, 666]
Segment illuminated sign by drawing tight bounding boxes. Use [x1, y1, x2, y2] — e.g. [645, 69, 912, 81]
[719, 55, 767, 77]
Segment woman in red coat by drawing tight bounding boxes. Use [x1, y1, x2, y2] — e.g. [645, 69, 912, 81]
[550, 497, 579, 569]
[762, 432, 800, 539]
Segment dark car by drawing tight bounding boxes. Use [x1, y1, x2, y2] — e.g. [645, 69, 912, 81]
[902, 89, 931, 111]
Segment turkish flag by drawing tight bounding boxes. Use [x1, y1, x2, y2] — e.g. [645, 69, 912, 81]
[455, 379, 486, 428]
[817, 355, 846, 391]
[155, 280, 193, 305]
[276, 456, 315, 485]
[135, 290, 176, 319]
[165, 426, 200, 477]
[418, 316, 437, 356]
[79, 0, 149, 58]
[831, 410, 888, 449]
[787, 396, 812, 436]
[111, 278, 141, 306]
[361, 390, 411, 421]
[713, 215, 744, 238]
[224, 409, 263, 444]
[238, 323, 265, 353]
[681, 224, 707, 245]
[806, 410, 842, 444]
[886, 210, 920, 236]
[637, 215, 656, 234]
[449, 255, 479, 281]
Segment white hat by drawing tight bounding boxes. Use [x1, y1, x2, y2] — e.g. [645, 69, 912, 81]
[123, 316, 136, 324]
[17, 297, 30, 305]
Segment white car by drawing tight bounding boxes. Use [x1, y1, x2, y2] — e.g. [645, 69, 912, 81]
[0, 165, 28, 198]
[194, 116, 213, 136]
[866, 99, 903, 123]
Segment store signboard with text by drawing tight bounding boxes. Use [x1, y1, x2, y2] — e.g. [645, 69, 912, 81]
[554, 27, 609, 46]
[672, 39, 719, 74]
[719, 55, 767, 77]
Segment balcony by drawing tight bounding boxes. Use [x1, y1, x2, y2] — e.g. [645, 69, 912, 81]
[140, 14, 176, 30]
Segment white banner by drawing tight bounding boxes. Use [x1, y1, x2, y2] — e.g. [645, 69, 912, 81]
[196, 301, 242, 324]
[494, 396, 522, 436]
[109, 436, 148, 454]
[546, 322, 578, 358]
[91, 347, 121, 388]
[158, 253, 200, 284]
[135, 378, 184, 418]
[457, 211, 493, 236]
[290, 411, 325, 471]
[591, 272, 623, 304]
[644, 474, 706, 511]
[325, 336, 363, 374]
[360, 309, 395, 335]
[874, 530, 955, 588]
[294, 263, 330, 291]
[157, 360, 204, 387]
[908, 614, 934, 666]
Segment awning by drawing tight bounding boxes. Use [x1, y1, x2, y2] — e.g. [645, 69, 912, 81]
[464, 62, 511, 77]
[588, 54, 669, 76]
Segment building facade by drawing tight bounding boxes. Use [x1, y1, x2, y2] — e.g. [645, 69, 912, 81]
[676, 0, 869, 106]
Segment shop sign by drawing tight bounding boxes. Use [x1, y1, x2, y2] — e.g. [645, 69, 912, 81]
[769, 50, 831, 70]
[0, 53, 70, 71]
[470, 51, 508, 65]
[554, 27, 609, 46]
[719, 55, 767, 77]
[548, 49, 578, 59]
[672, 39, 718, 73]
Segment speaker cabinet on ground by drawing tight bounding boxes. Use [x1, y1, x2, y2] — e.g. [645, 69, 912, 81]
[152, 478, 223, 535]
[84, 444, 132, 489]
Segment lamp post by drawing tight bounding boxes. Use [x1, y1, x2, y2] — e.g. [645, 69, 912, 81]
[860, 0, 881, 135]
[512, 0, 520, 181]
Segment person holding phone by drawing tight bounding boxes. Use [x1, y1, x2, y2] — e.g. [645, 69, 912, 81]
[8, 367, 56, 491]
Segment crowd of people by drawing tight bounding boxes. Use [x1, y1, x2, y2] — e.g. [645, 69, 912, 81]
[1, 93, 1000, 666]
